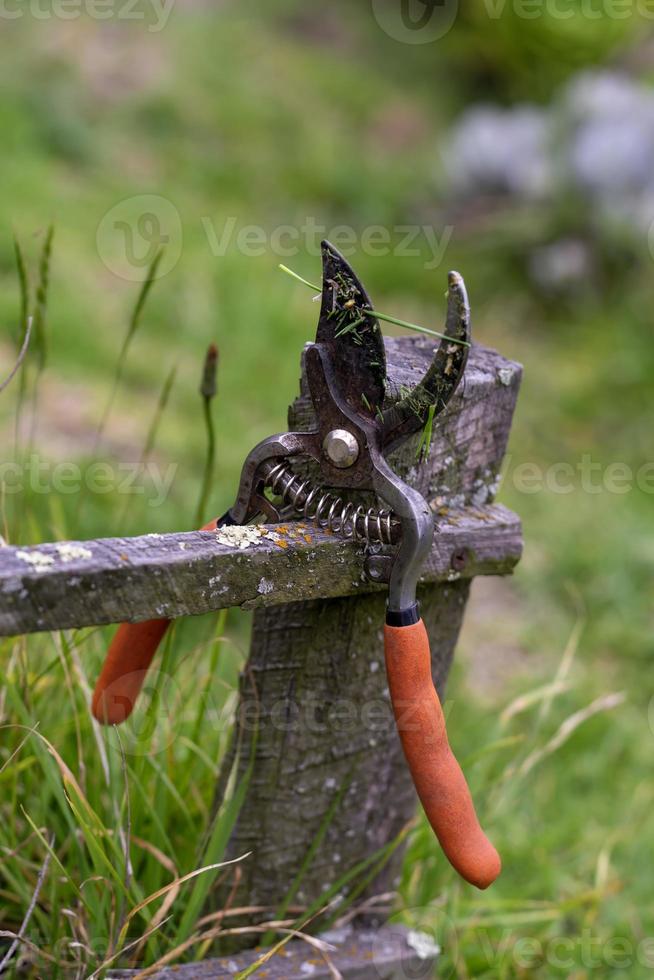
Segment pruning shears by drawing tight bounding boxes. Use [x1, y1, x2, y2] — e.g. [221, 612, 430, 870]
[92, 242, 501, 890]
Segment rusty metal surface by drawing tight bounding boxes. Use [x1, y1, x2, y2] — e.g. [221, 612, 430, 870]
[315, 240, 386, 419]
[226, 240, 472, 613]
[380, 270, 470, 451]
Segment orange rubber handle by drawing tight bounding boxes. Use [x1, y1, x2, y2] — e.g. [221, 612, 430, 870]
[384, 618, 501, 889]
[91, 518, 221, 725]
[92, 618, 172, 724]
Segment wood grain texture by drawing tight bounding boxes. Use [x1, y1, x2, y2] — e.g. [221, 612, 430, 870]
[213, 582, 471, 922]
[113, 924, 438, 978]
[0, 505, 521, 637]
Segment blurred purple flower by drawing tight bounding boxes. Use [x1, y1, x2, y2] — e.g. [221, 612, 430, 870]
[444, 106, 554, 200]
[564, 72, 654, 231]
[445, 71, 654, 233]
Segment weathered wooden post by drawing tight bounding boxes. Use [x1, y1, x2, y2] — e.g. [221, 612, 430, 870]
[0, 334, 521, 978]
[212, 335, 522, 930]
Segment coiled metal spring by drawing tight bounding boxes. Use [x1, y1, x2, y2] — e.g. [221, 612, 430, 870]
[263, 461, 399, 545]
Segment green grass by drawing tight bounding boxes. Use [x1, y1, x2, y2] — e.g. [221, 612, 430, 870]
[1, 2, 653, 976]
[0, 615, 248, 975]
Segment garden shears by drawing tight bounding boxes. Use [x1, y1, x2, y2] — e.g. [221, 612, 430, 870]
[92, 241, 501, 890]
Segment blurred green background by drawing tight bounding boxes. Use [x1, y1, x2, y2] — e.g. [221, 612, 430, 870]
[1, 2, 653, 976]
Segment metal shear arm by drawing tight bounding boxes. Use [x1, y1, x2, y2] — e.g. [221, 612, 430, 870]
[371, 458, 433, 616]
[228, 431, 321, 523]
[371, 459, 501, 889]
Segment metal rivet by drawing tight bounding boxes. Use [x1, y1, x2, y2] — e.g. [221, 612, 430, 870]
[323, 429, 360, 469]
[364, 554, 392, 584]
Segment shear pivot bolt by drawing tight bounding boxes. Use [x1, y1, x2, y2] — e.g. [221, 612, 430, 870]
[323, 429, 359, 468]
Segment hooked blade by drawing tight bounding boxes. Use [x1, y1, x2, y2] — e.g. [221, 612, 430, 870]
[380, 271, 471, 451]
[315, 240, 386, 419]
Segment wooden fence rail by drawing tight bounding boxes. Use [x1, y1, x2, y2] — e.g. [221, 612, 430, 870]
[0, 505, 521, 637]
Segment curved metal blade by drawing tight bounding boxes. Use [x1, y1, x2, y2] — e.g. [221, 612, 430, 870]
[315, 240, 386, 418]
[380, 271, 471, 451]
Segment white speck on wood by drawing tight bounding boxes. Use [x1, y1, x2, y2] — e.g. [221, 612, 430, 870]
[408, 929, 441, 960]
[215, 525, 267, 550]
[16, 550, 55, 573]
[56, 543, 93, 562]
[470, 483, 490, 507]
